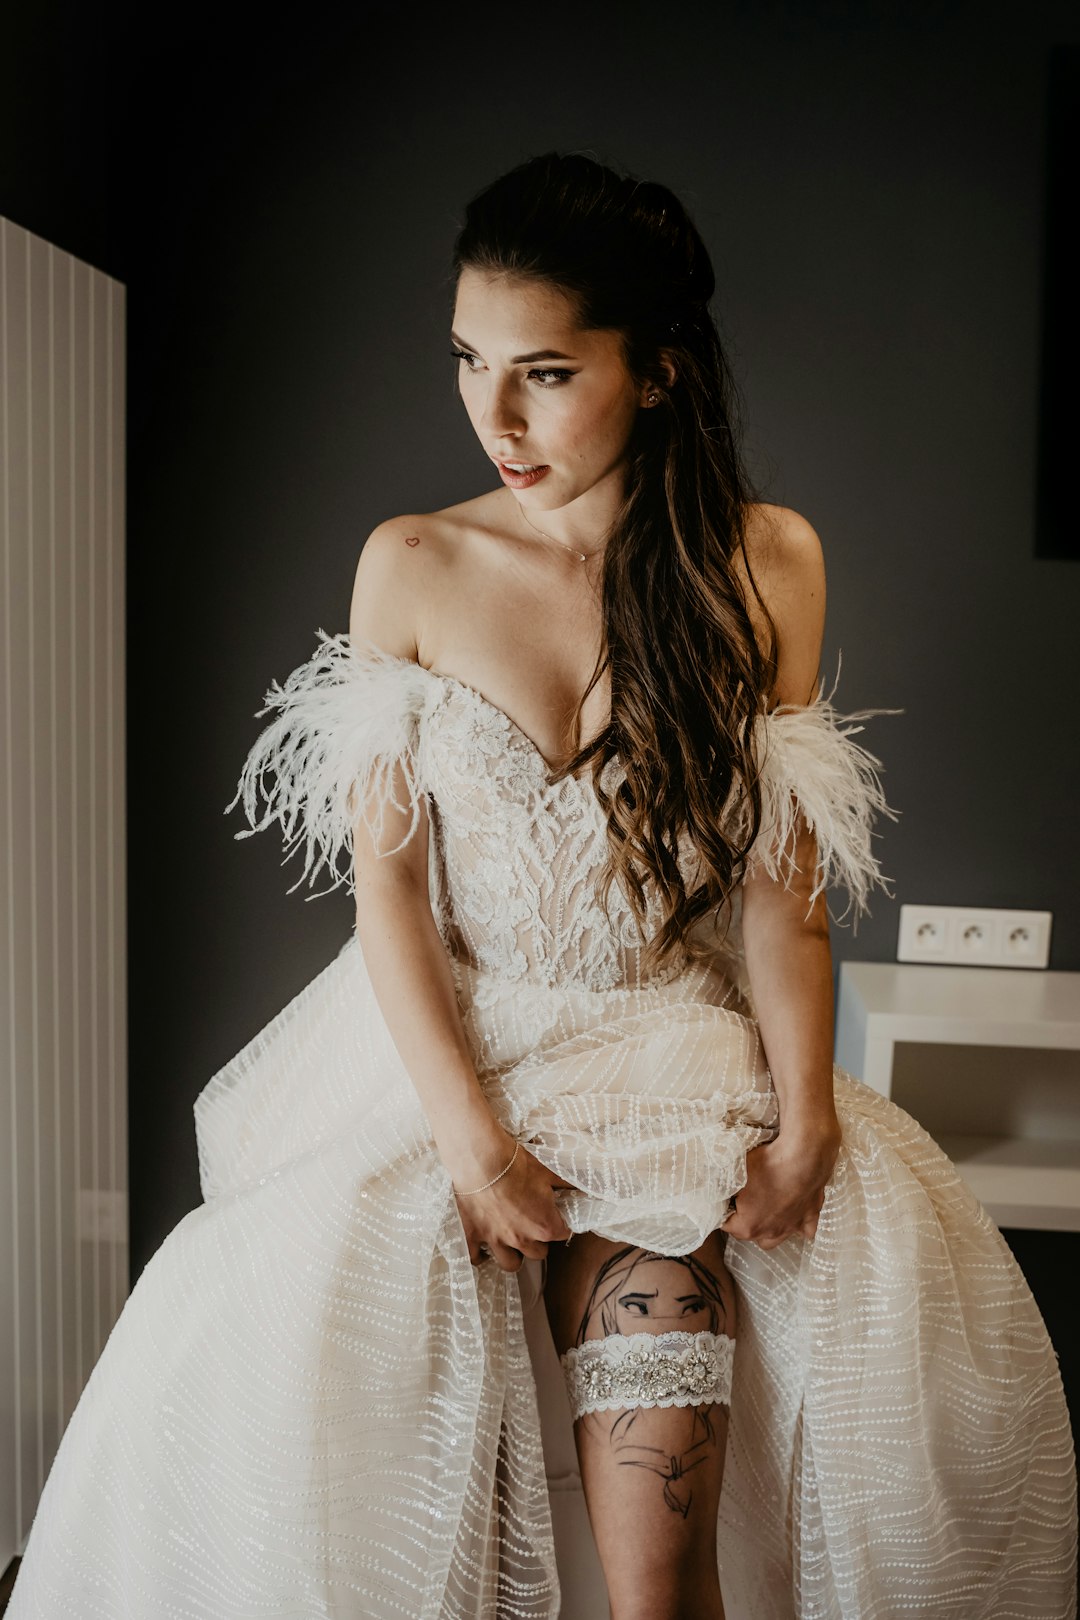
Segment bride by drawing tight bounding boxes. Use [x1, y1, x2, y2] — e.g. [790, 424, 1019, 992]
[8, 151, 1075, 1619]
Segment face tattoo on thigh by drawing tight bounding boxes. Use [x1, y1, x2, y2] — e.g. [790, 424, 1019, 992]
[558, 1247, 736, 1517]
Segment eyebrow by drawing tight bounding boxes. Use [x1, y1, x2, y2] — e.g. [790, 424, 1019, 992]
[450, 331, 578, 364]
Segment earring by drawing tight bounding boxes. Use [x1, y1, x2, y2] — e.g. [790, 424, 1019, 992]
[647, 390, 661, 405]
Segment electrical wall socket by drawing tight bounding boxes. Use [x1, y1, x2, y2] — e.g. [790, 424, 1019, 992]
[77, 1188, 129, 1244]
[897, 905, 1052, 969]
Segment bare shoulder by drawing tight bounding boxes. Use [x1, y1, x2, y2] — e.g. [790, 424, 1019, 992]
[349, 516, 427, 661]
[741, 502, 825, 601]
[349, 491, 506, 661]
[738, 502, 827, 707]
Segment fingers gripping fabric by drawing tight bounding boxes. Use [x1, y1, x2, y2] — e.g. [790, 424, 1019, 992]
[560, 1331, 735, 1421]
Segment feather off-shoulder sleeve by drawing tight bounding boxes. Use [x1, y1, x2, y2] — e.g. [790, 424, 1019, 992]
[225, 630, 432, 898]
[732, 681, 899, 921]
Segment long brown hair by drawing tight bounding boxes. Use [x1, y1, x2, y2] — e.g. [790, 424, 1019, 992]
[452, 152, 778, 973]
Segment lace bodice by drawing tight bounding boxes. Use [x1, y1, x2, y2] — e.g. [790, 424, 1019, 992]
[418, 671, 698, 991]
[228, 632, 894, 994]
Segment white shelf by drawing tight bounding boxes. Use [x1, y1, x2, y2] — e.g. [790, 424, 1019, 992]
[935, 1135, 1080, 1232]
[836, 962, 1080, 1233]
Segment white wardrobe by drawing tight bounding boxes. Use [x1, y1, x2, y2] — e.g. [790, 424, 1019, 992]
[0, 216, 128, 1569]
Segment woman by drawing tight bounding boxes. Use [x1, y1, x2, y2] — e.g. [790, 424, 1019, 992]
[9, 152, 1075, 1619]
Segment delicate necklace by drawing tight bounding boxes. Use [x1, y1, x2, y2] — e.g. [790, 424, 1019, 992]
[517, 503, 605, 564]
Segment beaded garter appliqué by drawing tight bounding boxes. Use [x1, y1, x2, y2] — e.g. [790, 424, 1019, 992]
[560, 1330, 735, 1421]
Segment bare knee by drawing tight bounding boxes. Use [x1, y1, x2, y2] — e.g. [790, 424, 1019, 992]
[615, 1600, 724, 1620]
[611, 1564, 725, 1620]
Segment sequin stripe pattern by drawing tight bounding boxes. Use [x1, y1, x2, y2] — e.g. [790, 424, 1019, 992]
[7, 942, 562, 1619]
[561, 1330, 735, 1420]
[718, 1074, 1079, 1619]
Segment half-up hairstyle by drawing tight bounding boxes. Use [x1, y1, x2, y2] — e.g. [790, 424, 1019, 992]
[452, 151, 778, 974]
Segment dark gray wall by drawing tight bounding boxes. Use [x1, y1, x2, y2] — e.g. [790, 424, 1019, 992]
[4, 2, 1078, 1283]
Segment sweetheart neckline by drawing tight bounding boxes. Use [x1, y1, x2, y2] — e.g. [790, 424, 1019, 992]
[416, 659, 612, 782]
[343, 635, 828, 792]
[347, 635, 584, 776]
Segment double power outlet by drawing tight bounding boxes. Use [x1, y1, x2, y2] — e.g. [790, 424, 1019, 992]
[897, 904, 1052, 969]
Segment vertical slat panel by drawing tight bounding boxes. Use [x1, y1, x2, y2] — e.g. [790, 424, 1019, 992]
[0, 217, 126, 1566]
[0, 215, 19, 1570]
[65, 249, 85, 1419]
[87, 266, 100, 1363]
[29, 228, 60, 1500]
[108, 277, 129, 1325]
[90, 269, 110, 1359]
[6, 217, 37, 1544]
[50, 246, 79, 1438]
[70, 254, 95, 1394]
[24, 229, 41, 1506]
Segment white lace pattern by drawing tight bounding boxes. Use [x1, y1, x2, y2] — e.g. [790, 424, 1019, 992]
[561, 1329, 735, 1419]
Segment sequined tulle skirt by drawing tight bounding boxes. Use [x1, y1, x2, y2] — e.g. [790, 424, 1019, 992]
[8, 936, 1076, 1618]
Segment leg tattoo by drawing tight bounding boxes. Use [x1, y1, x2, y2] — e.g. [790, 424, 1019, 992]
[558, 1246, 735, 1517]
[572, 1245, 730, 1343]
[609, 1404, 718, 1518]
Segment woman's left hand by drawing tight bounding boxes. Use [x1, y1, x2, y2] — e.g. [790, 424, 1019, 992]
[721, 1119, 842, 1249]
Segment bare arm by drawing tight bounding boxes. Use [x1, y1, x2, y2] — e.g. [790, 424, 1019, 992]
[352, 797, 513, 1186]
[722, 506, 841, 1249]
[348, 522, 571, 1268]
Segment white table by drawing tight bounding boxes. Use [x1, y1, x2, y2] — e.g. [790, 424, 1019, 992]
[835, 962, 1080, 1231]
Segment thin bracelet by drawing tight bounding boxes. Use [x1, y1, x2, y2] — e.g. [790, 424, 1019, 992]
[455, 1141, 520, 1197]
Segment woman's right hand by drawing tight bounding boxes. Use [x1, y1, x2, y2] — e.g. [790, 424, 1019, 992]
[452, 1139, 576, 1271]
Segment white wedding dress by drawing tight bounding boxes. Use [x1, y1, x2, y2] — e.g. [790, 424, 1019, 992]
[9, 632, 1076, 1619]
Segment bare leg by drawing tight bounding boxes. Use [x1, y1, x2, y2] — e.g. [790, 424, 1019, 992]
[544, 1230, 735, 1620]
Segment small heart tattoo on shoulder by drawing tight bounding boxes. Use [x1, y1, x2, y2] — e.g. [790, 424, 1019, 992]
[404, 535, 420, 547]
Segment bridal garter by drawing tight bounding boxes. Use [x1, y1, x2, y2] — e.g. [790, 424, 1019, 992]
[560, 1330, 735, 1421]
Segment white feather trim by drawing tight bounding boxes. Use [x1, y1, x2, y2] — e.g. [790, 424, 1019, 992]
[225, 631, 431, 899]
[736, 677, 900, 922]
[227, 631, 897, 924]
